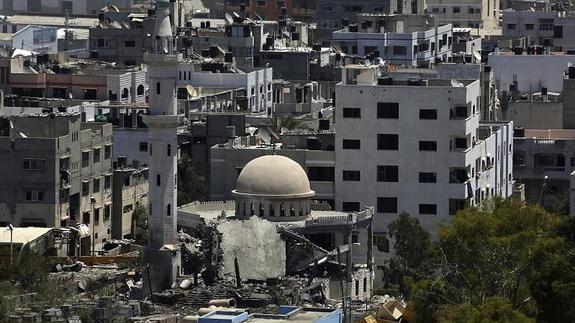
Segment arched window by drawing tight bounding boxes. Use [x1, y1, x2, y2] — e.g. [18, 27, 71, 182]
[243, 203, 246, 216]
[290, 206, 295, 217]
[156, 174, 161, 186]
[250, 203, 254, 216]
[137, 84, 144, 95]
[156, 82, 161, 95]
[280, 203, 285, 217]
[167, 204, 171, 216]
[122, 88, 129, 99]
[259, 204, 264, 217]
[167, 144, 171, 156]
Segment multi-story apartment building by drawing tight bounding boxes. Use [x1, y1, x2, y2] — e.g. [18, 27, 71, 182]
[334, 64, 514, 233]
[0, 0, 133, 16]
[0, 113, 113, 255]
[514, 128, 575, 209]
[111, 161, 149, 240]
[502, 10, 575, 51]
[314, 0, 426, 41]
[427, 0, 499, 29]
[332, 14, 452, 68]
[224, 0, 316, 22]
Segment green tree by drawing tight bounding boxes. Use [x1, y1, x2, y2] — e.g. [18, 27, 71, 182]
[385, 212, 432, 293]
[132, 203, 149, 245]
[437, 297, 535, 323]
[12, 245, 49, 291]
[177, 156, 205, 206]
[406, 198, 575, 322]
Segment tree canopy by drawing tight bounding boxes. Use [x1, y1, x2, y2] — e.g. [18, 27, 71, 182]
[384, 198, 575, 323]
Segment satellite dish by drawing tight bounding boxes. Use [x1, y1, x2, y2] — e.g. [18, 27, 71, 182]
[186, 85, 198, 98]
[450, 79, 464, 87]
[280, 127, 288, 134]
[259, 127, 271, 145]
[224, 13, 234, 25]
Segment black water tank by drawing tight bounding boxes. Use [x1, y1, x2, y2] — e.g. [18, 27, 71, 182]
[348, 24, 358, 32]
[118, 156, 127, 168]
[569, 66, 575, 79]
[378, 76, 393, 85]
[307, 137, 321, 150]
[312, 44, 321, 51]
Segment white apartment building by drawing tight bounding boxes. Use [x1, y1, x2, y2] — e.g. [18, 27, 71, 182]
[332, 14, 452, 68]
[427, 0, 499, 29]
[176, 63, 273, 113]
[502, 10, 575, 51]
[334, 64, 514, 235]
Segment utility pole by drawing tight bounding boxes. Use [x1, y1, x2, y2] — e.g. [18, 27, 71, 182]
[7, 224, 14, 266]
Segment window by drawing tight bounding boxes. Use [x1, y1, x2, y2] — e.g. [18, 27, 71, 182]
[554, 25, 563, 38]
[22, 158, 45, 171]
[137, 85, 145, 95]
[453, 106, 468, 118]
[93, 148, 100, 163]
[25, 191, 44, 201]
[419, 109, 437, 119]
[342, 139, 361, 150]
[453, 6, 460, 13]
[419, 204, 437, 215]
[104, 175, 111, 190]
[377, 134, 399, 150]
[374, 233, 390, 252]
[393, 46, 406, 56]
[342, 202, 360, 212]
[449, 167, 469, 183]
[93, 178, 100, 193]
[377, 102, 399, 119]
[167, 144, 171, 156]
[156, 174, 161, 186]
[123, 204, 133, 213]
[83, 89, 97, 100]
[525, 24, 534, 30]
[343, 108, 361, 118]
[454, 138, 468, 149]
[167, 204, 171, 216]
[82, 151, 90, 168]
[419, 172, 437, 183]
[377, 197, 397, 213]
[94, 208, 100, 225]
[377, 165, 398, 182]
[104, 145, 111, 159]
[342, 170, 361, 181]
[104, 205, 111, 221]
[139, 142, 148, 152]
[308, 167, 335, 181]
[125, 40, 136, 47]
[82, 181, 90, 196]
[156, 82, 161, 94]
[539, 19, 554, 31]
[507, 24, 516, 30]
[449, 199, 466, 215]
[419, 141, 437, 151]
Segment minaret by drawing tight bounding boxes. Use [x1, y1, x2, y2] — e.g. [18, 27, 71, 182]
[142, 0, 182, 293]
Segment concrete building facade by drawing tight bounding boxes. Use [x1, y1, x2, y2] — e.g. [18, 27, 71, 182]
[334, 64, 514, 235]
[0, 114, 113, 255]
[427, 0, 499, 29]
[502, 10, 575, 51]
[332, 14, 452, 68]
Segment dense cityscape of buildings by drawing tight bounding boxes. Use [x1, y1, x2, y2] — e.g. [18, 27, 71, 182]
[0, 0, 574, 321]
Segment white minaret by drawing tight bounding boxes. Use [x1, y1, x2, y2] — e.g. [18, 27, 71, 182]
[143, 0, 182, 293]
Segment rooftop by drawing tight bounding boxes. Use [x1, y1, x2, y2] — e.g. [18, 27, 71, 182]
[4, 15, 98, 28]
[0, 227, 51, 245]
[522, 129, 575, 139]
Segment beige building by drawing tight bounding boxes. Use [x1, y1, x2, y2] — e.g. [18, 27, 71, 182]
[0, 113, 113, 256]
[427, 0, 500, 30]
